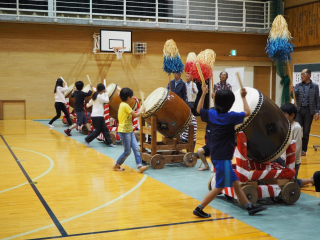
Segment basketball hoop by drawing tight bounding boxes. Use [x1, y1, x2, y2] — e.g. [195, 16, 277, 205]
[113, 47, 126, 59]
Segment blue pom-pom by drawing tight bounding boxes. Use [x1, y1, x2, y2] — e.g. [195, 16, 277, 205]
[266, 37, 294, 62]
[163, 55, 184, 74]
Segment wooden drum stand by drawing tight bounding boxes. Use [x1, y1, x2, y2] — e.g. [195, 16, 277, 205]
[140, 115, 197, 169]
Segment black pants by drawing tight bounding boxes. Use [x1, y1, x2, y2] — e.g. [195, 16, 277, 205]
[296, 108, 314, 152]
[85, 117, 112, 145]
[49, 102, 72, 125]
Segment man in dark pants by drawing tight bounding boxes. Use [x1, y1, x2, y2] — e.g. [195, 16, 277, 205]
[167, 72, 187, 102]
[290, 68, 319, 156]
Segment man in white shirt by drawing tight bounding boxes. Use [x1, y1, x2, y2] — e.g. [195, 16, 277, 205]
[185, 72, 198, 111]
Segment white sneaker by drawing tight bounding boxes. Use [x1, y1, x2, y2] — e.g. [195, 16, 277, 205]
[48, 124, 54, 128]
[108, 144, 116, 148]
[84, 140, 90, 147]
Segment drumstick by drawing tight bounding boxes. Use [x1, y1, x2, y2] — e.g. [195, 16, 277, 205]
[139, 90, 145, 109]
[60, 76, 66, 83]
[210, 75, 215, 104]
[236, 72, 244, 89]
[286, 59, 297, 106]
[196, 62, 206, 86]
[86, 75, 92, 84]
[104, 79, 106, 87]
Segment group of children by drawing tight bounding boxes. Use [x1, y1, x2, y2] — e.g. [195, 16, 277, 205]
[49, 79, 148, 173]
[50, 77, 319, 218]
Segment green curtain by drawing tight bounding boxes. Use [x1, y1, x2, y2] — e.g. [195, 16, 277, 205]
[275, 61, 290, 104]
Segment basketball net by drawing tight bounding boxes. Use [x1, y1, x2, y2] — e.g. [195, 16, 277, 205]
[113, 47, 126, 60]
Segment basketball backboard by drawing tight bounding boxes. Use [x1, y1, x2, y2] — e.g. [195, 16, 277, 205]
[100, 30, 132, 53]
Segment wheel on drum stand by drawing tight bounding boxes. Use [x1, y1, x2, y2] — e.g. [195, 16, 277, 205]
[109, 132, 117, 144]
[237, 185, 258, 206]
[81, 125, 88, 135]
[183, 152, 197, 167]
[151, 154, 165, 169]
[281, 182, 300, 204]
[208, 176, 214, 191]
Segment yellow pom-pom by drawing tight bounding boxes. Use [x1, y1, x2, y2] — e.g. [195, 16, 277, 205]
[196, 49, 216, 69]
[163, 39, 179, 57]
[269, 15, 292, 40]
[186, 52, 197, 62]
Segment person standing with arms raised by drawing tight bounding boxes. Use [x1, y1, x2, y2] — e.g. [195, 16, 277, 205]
[290, 69, 319, 156]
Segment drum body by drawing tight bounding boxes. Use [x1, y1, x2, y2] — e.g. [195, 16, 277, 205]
[142, 87, 192, 138]
[230, 87, 292, 163]
[106, 83, 137, 120]
[66, 84, 94, 113]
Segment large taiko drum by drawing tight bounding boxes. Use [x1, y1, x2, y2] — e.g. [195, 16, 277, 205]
[230, 87, 292, 163]
[106, 83, 137, 120]
[66, 84, 94, 113]
[64, 83, 74, 99]
[142, 87, 192, 138]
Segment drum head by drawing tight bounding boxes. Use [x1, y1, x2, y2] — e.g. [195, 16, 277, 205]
[142, 87, 168, 119]
[229, 87, 261, 132]
[230, 87, 259, 113]
[82, 84, 91, 93]
[65, 83, 75, 97]
[106, 83, 117, 98]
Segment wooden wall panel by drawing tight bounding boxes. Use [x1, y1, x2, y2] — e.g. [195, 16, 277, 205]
[284, 0, 319, 8]
[3, 101, 25, 120]
[291, 46, 320, 64]
[286, 2, 320, 47]
[0, 22, 270, 119]
[254, 66, 271, 98]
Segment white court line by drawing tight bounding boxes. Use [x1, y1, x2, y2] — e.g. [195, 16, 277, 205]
[0, 147, 54, 194]
[2, 175, 148, 240]
[3, 136, 75, 143]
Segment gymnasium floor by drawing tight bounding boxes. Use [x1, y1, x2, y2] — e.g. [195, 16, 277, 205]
[1, 118, 320, 240]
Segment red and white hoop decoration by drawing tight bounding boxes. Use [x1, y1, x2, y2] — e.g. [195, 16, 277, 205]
[113, 47, 126, 59]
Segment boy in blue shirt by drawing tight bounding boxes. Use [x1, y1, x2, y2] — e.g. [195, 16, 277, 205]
[193, 86, 267, 217]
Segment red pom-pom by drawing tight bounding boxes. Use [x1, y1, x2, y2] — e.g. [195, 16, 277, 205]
[185, 61, 194, 73]
[190, 62, 212, 83]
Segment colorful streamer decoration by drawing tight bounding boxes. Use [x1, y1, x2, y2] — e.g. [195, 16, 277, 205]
[265, 15, 294, 63]
[190, 49, 216, 83]
[185, 52, 196, 73]
[162, 39, 184, 74]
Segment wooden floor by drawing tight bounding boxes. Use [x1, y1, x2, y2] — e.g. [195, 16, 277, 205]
[1, 118, 320, 240]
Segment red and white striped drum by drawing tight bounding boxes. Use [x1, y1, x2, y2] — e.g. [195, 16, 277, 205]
[142, 87, 192, 138]
[230, 87, 292, 163]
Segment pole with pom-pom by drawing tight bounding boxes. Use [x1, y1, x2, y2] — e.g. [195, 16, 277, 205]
[266, 15, 295, 105]
[162, 39, 184, 91]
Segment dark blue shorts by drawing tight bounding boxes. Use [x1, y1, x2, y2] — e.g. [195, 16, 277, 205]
[75, 111, 88, 126]
[213, 160, 238, 188]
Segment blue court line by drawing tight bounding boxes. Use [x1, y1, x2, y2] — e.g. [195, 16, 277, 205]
[27, 217, 234, 240]
[0, 135, 68, 237]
